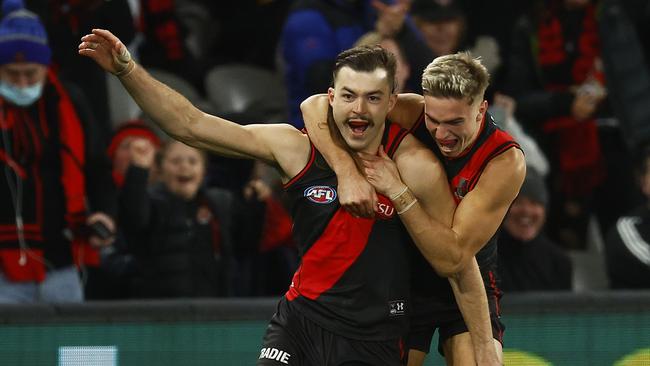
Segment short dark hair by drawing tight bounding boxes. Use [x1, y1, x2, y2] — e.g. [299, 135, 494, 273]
[332, 45, 397, 93]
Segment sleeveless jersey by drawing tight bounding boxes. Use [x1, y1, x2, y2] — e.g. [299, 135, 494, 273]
[408, 112, 521, 305]
[283, 122, 412, 341]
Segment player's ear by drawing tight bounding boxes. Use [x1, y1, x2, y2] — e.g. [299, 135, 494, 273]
[476, 99, 488, 122]
[327, 87, 335, 106]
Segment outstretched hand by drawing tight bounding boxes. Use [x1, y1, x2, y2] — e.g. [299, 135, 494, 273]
[78, 29, 134, 76]
[357, 145, 406, 198]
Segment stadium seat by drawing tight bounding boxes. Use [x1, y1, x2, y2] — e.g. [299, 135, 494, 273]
[204, 64, 288, 124]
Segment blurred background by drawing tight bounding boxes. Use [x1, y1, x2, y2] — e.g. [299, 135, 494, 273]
[0, 0, 649, 364]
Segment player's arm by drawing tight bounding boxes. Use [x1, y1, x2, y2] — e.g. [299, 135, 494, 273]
[301, 94, 377, 217]
[403, 147, 525, 273]
[387, 93, 425, 130]
[367, 139, 498, 364]
[362, 137, 526, 274]
[79, 29, 308, 179]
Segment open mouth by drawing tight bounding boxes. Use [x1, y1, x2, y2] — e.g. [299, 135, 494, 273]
[348, 119, 370, 134]
[437, 138, 457, 152]
[177, 176, 194, 184]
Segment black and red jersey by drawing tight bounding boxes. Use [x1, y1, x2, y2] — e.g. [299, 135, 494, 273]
[283, 122, 412, 341]
[408, 112, 521, 306]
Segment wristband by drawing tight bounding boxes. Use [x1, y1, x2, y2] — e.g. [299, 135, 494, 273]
[114, 60, 135, 77]
[389, 185, 409, 201]
[114, 46, 135, 77]
[397, 197, 418, 215]
[391, 186, 417, 214]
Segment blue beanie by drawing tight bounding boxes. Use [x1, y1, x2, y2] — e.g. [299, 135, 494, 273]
[0, 0, 50, 65]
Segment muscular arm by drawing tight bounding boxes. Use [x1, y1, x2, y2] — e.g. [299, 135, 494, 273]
[80, 29, 309, 180]
[390, 138, 498, 364]
[393, 144, 526, 274]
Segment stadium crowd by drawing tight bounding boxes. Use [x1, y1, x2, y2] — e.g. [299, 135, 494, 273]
[0, 0, 649, 305]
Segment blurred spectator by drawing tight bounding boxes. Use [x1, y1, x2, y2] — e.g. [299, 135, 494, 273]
[504, 0, 640, 249]
[354, 31, 411, 92]
[119, 139, 234, 298]
[604, 143, 650, 289]
[107, 120, 162, 188]
[84, 121, 162, 300]
[0, 0, 116, 303]
[498, 168, 573, 292]
[231, 162, 297, 296]
[138, 0, 204, 91]
[489, 93, 550, 177]
[26, 0, 136, 135]
[410, 0, 501, 75]
[204, 0, 291, 71]
[280, 0, 431, 127]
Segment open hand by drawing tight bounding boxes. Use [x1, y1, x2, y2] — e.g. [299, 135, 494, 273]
[78, 29, 134, 76]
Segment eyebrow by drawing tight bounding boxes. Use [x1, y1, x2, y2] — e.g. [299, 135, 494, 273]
[425, 113, 464, 124]
[341, 87, 385, 96]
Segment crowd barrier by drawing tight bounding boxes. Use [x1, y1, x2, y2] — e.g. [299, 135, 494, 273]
[0, 291, 648, 365]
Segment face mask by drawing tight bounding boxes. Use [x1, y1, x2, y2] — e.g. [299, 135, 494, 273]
[0, 81, 44, 107]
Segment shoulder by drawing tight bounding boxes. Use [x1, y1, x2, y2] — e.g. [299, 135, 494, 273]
[248, 123, 311, 180]
[394, 134, 445, 191]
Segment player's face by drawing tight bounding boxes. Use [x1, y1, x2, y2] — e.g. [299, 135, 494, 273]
[160, 141, 205, 201]
[423, 95, 486, 157]
[328, 66, 396, 153]
[503, 196, 546, 242]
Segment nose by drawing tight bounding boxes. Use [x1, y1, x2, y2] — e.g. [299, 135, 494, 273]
[434, 124, 449, 140]
[353, 98, 367, 115]
[14, 74, 30, 88]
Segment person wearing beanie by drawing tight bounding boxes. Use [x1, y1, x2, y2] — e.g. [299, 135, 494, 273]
[498, 168, 573, 291]
[0, 0, 116, 303]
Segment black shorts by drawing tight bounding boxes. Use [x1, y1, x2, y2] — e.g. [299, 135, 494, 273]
[257, 297, 405, 365]
[406, 294, 505, 356]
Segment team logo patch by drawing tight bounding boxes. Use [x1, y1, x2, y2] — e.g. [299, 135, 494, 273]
[304, 185, 337, 204]
[389, 300, 406, 317]
[455, 177, 469, 200]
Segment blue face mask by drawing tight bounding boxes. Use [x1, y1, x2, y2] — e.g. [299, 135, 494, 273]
[0, 81, 44, 107]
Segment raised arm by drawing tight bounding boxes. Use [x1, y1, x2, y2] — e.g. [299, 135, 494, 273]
[79, 29, 308, 179]
[301, 94, 377, 218]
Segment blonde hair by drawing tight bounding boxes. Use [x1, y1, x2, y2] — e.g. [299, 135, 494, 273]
[421, 52, 489, 105]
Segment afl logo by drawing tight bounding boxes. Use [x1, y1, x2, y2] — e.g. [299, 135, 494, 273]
[304, 186, 337, 204]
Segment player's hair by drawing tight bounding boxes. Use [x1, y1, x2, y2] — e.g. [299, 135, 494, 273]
[332, 45, 397, 93]
[421, 51, 490, 105]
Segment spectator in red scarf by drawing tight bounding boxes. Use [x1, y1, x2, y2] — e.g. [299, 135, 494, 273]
[503, 0, 640, 249]
[0, 0, 115, 303]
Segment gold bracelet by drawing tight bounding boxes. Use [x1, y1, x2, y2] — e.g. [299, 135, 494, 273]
[391, 186, 417, 214]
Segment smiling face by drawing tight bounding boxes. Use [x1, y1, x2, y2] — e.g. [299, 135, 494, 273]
[504, 196, 546, 242]
[159, 141, 206, 200]
[328, 66, 395, 152]
[424, 95, 486, 157]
